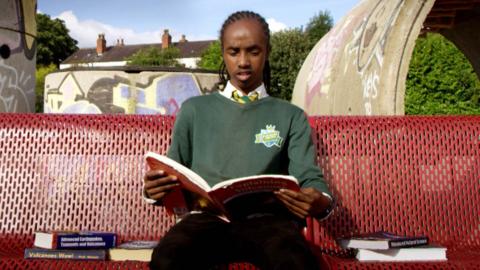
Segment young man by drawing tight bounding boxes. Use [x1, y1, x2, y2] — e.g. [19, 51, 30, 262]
[144, 10, 335, 270]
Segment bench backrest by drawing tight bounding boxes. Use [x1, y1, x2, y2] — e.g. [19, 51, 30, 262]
[0, 114, 479, 256]
[308, 116, 480, 256]
[0, 114, 176, 254]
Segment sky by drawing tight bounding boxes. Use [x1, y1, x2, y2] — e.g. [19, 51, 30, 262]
[37, 0, 361, 48]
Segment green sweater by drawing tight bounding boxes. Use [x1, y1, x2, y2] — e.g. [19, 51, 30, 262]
[167, 92, 331, 196]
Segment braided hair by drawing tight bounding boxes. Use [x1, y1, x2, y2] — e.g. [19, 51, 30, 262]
[218, 10, 271, 92]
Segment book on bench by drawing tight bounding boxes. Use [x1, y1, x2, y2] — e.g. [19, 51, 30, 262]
[337, 231, 429, 250]
[24, 248, 107, 260]
[108, 240, 157, 262]
[33, 231, 117, 250]
[355, 245, 447, 261]
[145, 151, 300, 220]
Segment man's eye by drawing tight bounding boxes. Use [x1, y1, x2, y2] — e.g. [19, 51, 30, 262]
[249, 48, 261, 55]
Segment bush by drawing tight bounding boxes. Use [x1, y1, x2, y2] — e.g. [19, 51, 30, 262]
[406, 33, 480, 115]
[127, 47, 182, 67]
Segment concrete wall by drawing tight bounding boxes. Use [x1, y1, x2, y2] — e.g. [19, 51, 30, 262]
[0, 0, 36, 112]
[292, 0, 436, 115]
[44, 69, 219, 115]
[60, 58, 200, 70]
[60, 61, 128, 70]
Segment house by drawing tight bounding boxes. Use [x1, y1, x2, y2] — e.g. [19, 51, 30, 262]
[60, 30, 216, 69]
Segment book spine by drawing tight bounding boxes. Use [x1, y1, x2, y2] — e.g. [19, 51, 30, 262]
[24, 248, 106, 260]
[388, 237, 428, 248]
[55, 234, 117, 249]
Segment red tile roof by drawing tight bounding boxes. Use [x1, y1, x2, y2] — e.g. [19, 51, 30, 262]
[62, 40, 216, 64]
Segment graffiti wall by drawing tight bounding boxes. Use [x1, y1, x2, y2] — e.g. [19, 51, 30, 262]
[0, 0, 37, 112]
[293, 0, 436, 115]
[44, 69, 219, 114]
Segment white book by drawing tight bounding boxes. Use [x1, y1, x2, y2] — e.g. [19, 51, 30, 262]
[108, 240, 157, 262]
[356, 245, 447, 262]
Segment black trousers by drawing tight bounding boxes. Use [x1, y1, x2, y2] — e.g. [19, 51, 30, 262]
[149, 213, 320, 270]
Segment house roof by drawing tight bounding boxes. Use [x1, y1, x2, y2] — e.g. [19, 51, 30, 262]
[62, 40, 216, 64]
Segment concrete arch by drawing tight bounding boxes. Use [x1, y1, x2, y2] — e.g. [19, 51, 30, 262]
[292, 0, 480, 115]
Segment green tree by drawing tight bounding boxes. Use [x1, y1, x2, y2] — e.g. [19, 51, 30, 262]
[269, 28, 312, 100]
[127, 46, 181, 67]
[305, 10, 334, 47]
[36, 13, 78, 66]
[269, 10, 333, 100]
[406, 33, 480, 115]
[35, 64, 57, 113]
[197, 40, 222, 70]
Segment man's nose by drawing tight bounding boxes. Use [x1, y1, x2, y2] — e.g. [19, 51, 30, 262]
[238, 52, 250, 67]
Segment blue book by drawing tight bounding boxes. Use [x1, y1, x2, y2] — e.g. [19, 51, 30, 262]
[34, 231, 117, 250]
[24, 248, 107, 260]
[338, 231, 429, 250]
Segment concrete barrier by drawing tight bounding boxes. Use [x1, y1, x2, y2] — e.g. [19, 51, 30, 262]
[293, 0, 436, 115]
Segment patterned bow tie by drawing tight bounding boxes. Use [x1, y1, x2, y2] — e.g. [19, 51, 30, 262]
[232, 90, 259, 104]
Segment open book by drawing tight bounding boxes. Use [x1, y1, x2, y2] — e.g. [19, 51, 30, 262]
[145, 151, 300, 220]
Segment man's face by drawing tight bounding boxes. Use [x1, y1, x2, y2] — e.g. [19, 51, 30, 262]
[222, 19, 269, 94]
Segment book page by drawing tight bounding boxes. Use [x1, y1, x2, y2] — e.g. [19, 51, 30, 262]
[210, 175, 299, 204]
[145, 152, 211, 191]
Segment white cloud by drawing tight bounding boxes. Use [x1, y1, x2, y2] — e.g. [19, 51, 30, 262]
[266, 18, 288, 33]
[55, 10, 180, 48]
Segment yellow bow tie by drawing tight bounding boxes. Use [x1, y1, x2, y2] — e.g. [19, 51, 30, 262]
[232, 90, 259, 104]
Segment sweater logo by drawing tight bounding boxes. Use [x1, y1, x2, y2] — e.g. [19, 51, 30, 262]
[255, 125, 283, 148]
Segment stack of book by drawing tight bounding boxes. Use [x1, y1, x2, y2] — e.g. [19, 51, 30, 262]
[24, 231, 158, 262]
[25, 231, 117, 261]
[337, 231, 447, 262]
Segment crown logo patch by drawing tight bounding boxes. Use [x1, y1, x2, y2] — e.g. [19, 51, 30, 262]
[255, 125, 283, 148]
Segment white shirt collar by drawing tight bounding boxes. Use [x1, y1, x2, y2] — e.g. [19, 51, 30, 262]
[220, 81, 269, 101]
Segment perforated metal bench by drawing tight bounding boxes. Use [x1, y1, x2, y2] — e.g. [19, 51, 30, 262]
[0, 114, 478, 269]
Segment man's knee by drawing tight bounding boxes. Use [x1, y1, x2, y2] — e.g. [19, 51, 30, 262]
[149, 238, 192, 270]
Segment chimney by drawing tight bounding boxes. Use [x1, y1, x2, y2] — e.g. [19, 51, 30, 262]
[179, 34, 187, 43]
[96, 34, 106, 55]
[116, 38, 125, 47]
[162, 29, 172, 49]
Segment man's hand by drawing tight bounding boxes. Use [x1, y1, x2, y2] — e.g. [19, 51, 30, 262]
[143, 169, 179, 201]
[274, 187, 332, 219]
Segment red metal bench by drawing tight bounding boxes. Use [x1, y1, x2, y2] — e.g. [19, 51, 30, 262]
[0, 114, 478, 269]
